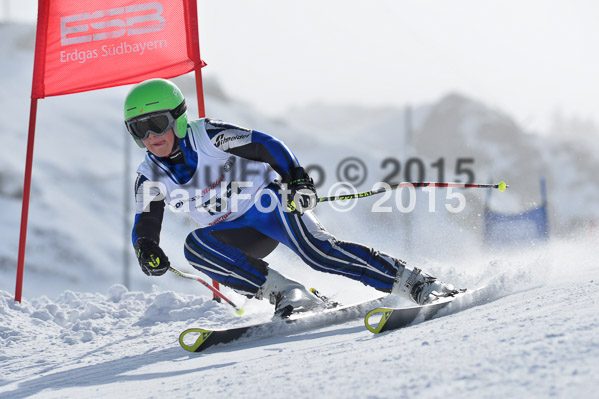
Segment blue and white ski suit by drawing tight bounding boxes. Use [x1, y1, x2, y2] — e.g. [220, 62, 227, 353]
[133, 118, 403, 296]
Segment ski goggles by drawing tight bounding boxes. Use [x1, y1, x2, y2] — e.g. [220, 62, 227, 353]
[125, 100, 186, 141]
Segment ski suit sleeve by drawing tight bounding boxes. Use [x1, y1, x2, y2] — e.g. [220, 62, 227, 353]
[205, 118, 300, 178]
[132, 174, 165, 246]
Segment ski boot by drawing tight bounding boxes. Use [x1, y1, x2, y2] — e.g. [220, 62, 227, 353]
[392, 265, 459, 305]
[256, 269, 327, 318]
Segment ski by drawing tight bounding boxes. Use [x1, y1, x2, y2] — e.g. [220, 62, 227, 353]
[364, 286, 489, 334]
[179, 296, 387, 353]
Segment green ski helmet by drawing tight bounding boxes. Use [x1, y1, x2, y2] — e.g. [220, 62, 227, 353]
[124, 78, 188, 148]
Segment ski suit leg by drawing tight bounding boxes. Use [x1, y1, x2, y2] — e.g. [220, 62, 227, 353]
[184, 183, 405, 296]
[184, 219, 279, 297]
[247, 184, 404, 292]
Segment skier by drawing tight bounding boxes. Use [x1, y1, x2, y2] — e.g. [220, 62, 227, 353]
[126, 78, 458, 317]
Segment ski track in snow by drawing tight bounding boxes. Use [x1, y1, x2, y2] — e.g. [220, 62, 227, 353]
[1, 237, 598, 399]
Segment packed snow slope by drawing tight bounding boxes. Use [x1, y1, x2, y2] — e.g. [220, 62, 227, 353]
[1, 22, 598, 398]
[1, 235, 598, 398]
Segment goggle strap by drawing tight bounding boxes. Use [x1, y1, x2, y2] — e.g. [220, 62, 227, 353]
[172, 99, 186, 119]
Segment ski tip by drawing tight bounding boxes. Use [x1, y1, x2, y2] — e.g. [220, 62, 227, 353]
[179, 328, 213, 352]
[364, 308, 394, 334]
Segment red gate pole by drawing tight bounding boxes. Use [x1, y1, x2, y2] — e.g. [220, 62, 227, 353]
[15, 98, 39, 303]
[192, 64, 220, 294]
[194, 65, 206, 118]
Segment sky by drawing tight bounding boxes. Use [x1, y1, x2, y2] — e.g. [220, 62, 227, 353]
[3, 0, 598, 133]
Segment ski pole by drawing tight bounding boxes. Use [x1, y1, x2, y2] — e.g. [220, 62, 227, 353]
[169, 266, 245, 315]
[318, 181, 508, 203]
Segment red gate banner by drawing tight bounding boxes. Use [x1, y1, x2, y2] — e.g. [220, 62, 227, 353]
[16, 0, 208, 303]
[31, 0, 205, 98]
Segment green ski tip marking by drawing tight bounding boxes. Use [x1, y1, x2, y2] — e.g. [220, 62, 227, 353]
[364, 308, 394, 334]
[179, 329, 213, 352]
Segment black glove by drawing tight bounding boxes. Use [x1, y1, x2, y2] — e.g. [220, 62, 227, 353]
[134, 237, 170, 276]
[282, 167, 318, 214]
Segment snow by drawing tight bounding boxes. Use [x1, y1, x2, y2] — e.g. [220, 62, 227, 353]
[2, 235, 598, 398]
[1, 22, 599, 398]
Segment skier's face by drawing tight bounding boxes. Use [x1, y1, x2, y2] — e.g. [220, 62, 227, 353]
[143, 129, 175, 157]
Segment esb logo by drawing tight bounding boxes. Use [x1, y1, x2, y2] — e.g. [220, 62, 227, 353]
[60, 2, 166, 46]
